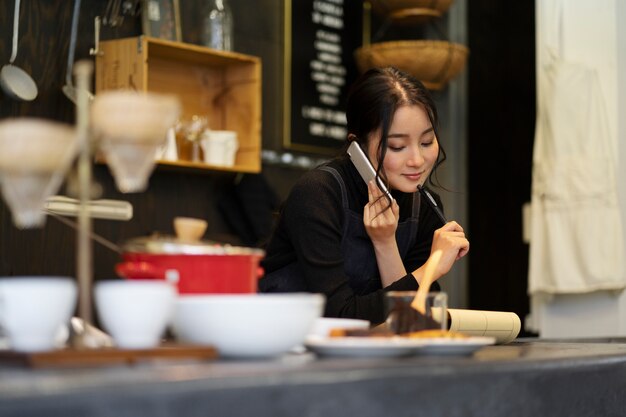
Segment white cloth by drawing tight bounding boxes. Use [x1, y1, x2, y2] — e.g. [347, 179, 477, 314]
[529, 0, 625, 294]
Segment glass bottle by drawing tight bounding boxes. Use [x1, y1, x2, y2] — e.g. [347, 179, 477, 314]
[202, 0, 233, 51]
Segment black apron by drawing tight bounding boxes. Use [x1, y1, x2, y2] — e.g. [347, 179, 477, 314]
[259, 166, 421, 294]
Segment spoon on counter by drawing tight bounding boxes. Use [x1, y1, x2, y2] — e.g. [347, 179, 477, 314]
[0, 0, 38, 101]
[62, 0, 94, 104]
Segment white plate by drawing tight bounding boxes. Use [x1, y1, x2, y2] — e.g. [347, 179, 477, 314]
[415, 336, 496, 356]
[304, 336, 426, 358]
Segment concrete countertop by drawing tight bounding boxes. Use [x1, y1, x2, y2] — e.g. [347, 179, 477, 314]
[1, 340, 626, 417]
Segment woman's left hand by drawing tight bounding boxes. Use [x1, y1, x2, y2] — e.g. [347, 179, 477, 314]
[363, 180, 399, 244]
[428, 221, 470, 277]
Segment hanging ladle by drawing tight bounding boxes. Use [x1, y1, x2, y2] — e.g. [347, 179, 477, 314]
[63, 0, 94, 104]
[0, 0, 38, 101]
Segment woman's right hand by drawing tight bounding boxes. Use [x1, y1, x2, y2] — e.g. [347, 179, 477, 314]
[428, 221, 470, 278]
[364, 180, 406, 286]
[363, 180, 399, 245]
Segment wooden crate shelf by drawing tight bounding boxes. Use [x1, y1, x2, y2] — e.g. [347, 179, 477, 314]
[95, 36, 262, 173]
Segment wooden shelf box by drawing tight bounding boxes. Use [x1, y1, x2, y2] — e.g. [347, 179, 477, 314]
[95, 36, 262, 173]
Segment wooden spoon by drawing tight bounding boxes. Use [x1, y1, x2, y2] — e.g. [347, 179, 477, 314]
[411, 249, 442, 314]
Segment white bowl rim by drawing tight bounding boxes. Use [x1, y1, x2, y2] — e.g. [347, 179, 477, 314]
[96, 279, 174, 288]
[176, 293, 325, 304]
[0, 276, 74, 284]
[314, 317, 370, 325]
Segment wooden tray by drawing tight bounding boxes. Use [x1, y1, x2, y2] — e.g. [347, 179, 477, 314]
[0, 344, 218, 368]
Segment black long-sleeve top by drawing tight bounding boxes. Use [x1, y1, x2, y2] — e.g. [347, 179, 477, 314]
[260, 156, 443, 324]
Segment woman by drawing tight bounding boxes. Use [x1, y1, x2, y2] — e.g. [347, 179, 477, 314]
[259, 67, 469, 324]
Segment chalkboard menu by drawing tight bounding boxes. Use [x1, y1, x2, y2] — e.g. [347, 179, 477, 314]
[283, 0, 364, 154]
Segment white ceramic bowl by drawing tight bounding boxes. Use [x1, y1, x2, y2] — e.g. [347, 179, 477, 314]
[308, 317, 370, 338]
[173, 293, 325, 358]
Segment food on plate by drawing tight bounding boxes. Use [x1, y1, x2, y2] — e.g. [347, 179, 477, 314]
[329, 327, 393, 338]
[328, 327, 468, 339]
[404, 329, 469, 339]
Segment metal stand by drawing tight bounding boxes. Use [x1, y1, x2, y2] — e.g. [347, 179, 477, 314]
[75, 60, 94, 326]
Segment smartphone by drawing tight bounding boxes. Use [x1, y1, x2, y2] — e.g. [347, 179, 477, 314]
[347, 141, 392, 201]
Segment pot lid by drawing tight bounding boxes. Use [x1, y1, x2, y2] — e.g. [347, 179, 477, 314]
[122, 234, 265, 256]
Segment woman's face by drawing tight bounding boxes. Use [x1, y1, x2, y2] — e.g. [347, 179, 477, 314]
[367, 105, 439, 193]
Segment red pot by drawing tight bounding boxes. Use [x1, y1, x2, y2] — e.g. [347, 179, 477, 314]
[115, 236, 264, 294]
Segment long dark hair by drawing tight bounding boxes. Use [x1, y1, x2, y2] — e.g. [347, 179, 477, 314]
[343, 67, 447, 192]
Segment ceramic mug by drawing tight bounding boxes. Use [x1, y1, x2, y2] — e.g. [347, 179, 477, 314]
[0, 276, 77, 352]
[200, 130, 238, 167]
[95, 280, 176, 349]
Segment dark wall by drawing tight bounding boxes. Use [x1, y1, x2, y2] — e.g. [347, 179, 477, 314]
[467, 1, 535, 329]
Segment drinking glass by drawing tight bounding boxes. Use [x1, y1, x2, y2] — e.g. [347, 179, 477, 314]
[385, 291, 448, 334]
[176, 115, 208, 163]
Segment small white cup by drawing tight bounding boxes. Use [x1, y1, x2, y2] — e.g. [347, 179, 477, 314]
[200, 130, 238, 167]
[0, 277, 77, 352]
[95, 280, 176, 349]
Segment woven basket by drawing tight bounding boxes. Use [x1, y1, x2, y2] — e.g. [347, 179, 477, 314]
[354, 40, 469, 90]
[368, 0, 454, 16]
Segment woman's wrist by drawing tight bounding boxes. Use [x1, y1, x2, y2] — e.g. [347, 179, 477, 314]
[411, 257, 441, 286]
[371, 237, 398, 252]
[371, 239, 406, 287]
